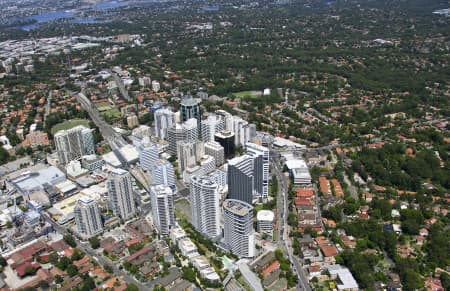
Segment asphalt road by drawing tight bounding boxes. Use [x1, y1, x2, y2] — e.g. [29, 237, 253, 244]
[270, 149, 312, 291]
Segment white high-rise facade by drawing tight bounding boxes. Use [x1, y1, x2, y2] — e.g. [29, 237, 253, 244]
[152, 80, 160, 92]
[74, 197, 103, 239]
[168, 124, 185, 156]
[182, 118, 199, 143]
[151, 159, 176, 190]
[139, 137, 159, 171]
[215, 110, 233, 131]
[233, 117, 251, 147]
[190, 176, 221, 240]
[54, 125, 95, 165]
[204, 141, 225, 166]
[154, 108, 176, 141]
[107, 169, 136, 221]
[150, 185, 175, 236]
[177, 141, 197, 173]
[177, 141, 204, 173]
[201, 114, 224, 142]
[223, 199, 255, 258]
[246, 142, 270, 200]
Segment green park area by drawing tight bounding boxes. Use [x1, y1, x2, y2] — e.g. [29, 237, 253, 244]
[101, 108, 121, 123]
[51, 119, 90, 134]
[95, 102, 113, 112]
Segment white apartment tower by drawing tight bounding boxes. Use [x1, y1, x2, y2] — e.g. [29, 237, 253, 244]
[107, 169, 136, 221]
[223, 199, 255, 258]
[54, 125, 95, 165]
[256, 210, 274, 236]
[151, 159, 176, 190]
[182, 118, 199, 143]
[177, 141, 204, 173]
[74, 197, 103, 239]
[190, 176, 221, 240]
[215, 110, 233, 131]
[201, 114, 224, 142]
[204, 141, 225, 166]
[150, 185, 175, 236]
[233, 117, 251, 147]
[152, 80, 160, 92]
[167, 124, 185, 156]
[154, 108, 176, 141]
[246, 142, 270, 200]
[139, 137, 159, 171]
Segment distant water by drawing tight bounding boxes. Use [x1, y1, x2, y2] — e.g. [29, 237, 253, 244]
[18, 0, 127, 31]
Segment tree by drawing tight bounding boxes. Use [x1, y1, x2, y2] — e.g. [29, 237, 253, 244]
[24, 266, 37, 276]
[66, 264, 78, 277]
[89, 237, 100, 249]
[63, 234, 77, 248]
[125, 283, 139, 291]
[54, 274, 64, 284]
[81, 276, 96, 291]
[49, 252, 59, 265]
[0, 146, 10, 165]
[38, 280, 49, 288]
[182, 266, 196, 282]
[71, 248, 84, 261]
[441, 273, 450, 291]
[56, 256, 71, 270]
[104, 264, 113, 274]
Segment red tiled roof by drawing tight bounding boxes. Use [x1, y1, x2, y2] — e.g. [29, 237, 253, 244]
[15, 262, 41, 277]
[295, 197, 312, 206]
[308, 265, 321, 273]
[74, 256, 90, 268]
[262, 261, 280, 278]
[125, 245, 153, 263]
[321, 245, 338, 257]
[296, 188, 314, 198]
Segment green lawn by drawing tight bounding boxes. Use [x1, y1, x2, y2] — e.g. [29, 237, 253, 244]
[232, 90, 261, 99]
[95, 102, 113, 112]
[51, 119, 90, 134]
[102, 108, 121, 118]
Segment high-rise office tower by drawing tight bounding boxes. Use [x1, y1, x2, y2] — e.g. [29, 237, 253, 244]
[151, 159, 176, 191]
[215, 110, 233, 131]
[215, 130, 235, 159]
[246, 142, 270, 200]
[223, 199, 255, 258]
[167, 124, 184, 156]
[204, 141, 225, 166]
[227, 155, 254, 205]
[54, 125, 95, 165]
[233, 117, 251, 147]
[154, 108, 176, 141]
[201, 114, 224, 142]
[190, 176, 221, 240]
[182, 118, 199, 143]
[177, 141, 196, 174]
[107, 169, 136, 221]
[139, 137, 159, 171]
[150, 185, 175, 236]
[180, 95, 201, 127]
[177, 141, 204, 173]
[74, 197, 103, 239]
